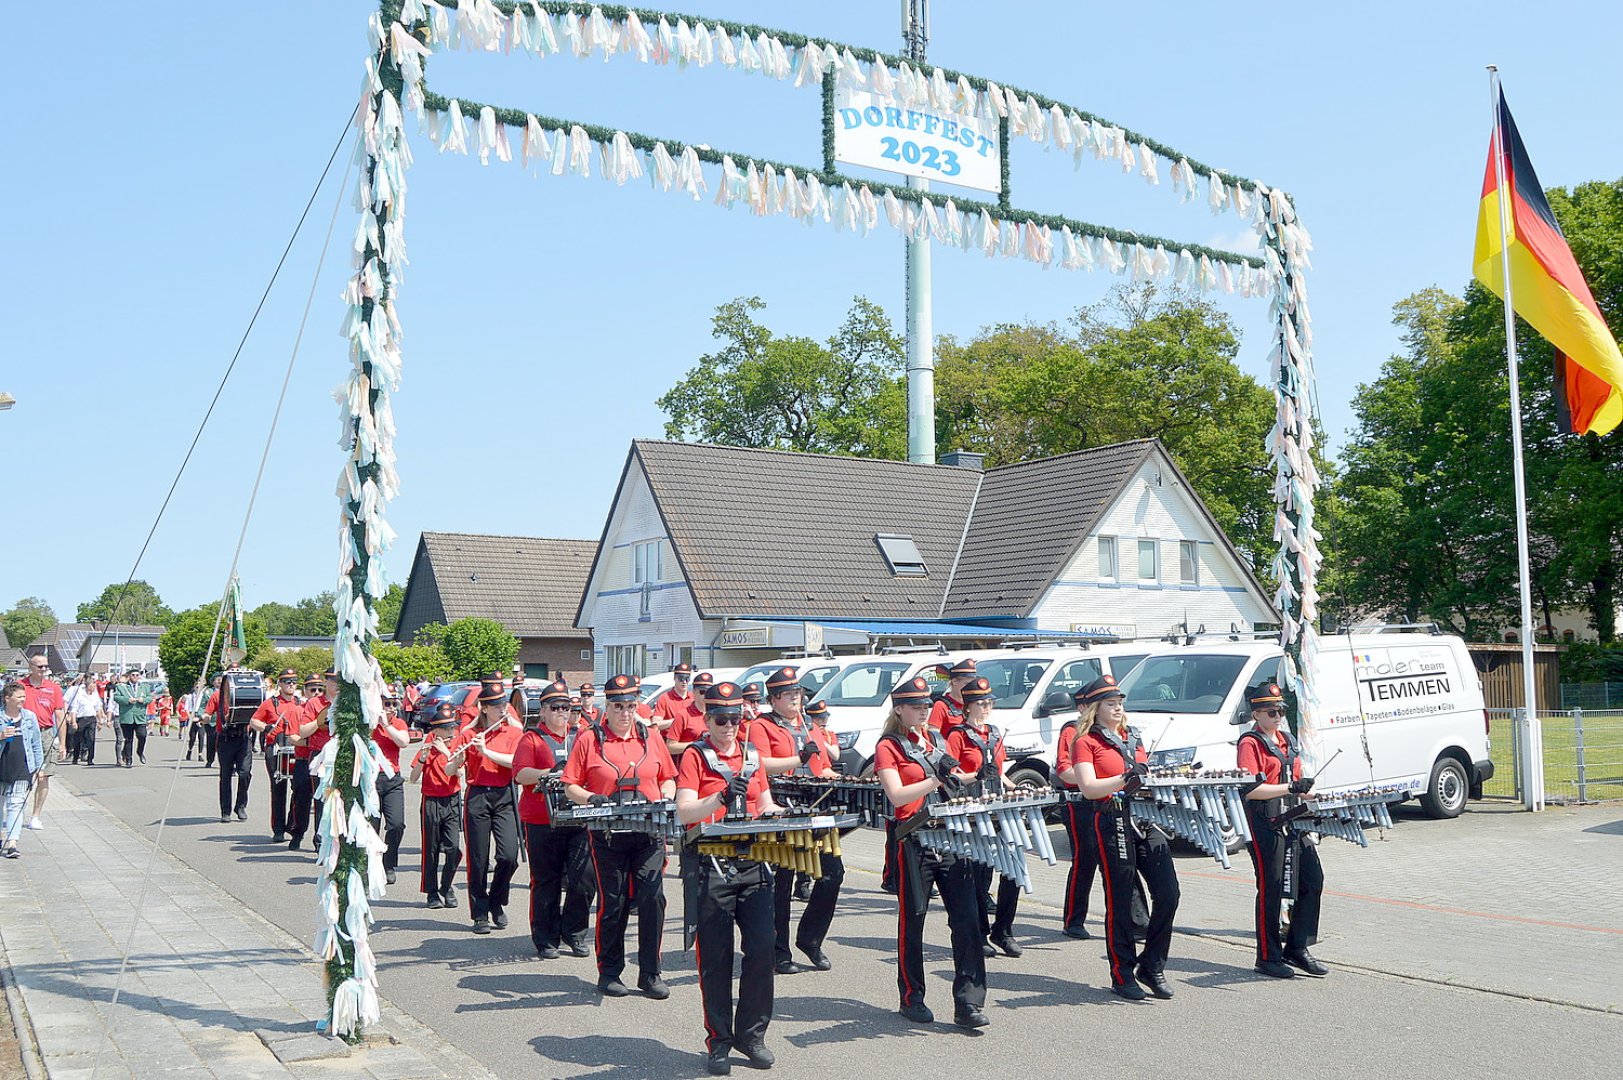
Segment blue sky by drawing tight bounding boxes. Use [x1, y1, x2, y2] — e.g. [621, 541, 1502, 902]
[6, 1, 1621, 623]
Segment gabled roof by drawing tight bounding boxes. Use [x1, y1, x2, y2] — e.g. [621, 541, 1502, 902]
[399, 532, 595, 639]
[943, 440, 1160, 618]
[623, 441, 983, 620]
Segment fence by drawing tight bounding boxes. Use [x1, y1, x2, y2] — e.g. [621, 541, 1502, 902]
[1485, 708, 1623, 804]
[1561, 682, 1623, 709]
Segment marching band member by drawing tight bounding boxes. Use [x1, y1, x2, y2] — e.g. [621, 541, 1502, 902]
[650, 662, 700, 735]
[740, 682, 762, 724]
[511, 680, 596, 960]
[928, 658, 977, 733]
[447, 676, 523, 935]
[786, 698, 844, 971]
[876, 676, 988, 1029]
[1238, 682, 1329, 979]
[1072, 675, 1179, 1001]
[747, 668, 816, 976]
[561, 673, 677, 999]
[372, 692, 410, 886]
[250, 669, 304, 844]
[1055, 684, 1149, 941]
[946, 677, 1023, 958]
[411, 703, 463, 908]
[578, 682, 602, 727]
[665, 672, 716, 758]
[676, 681, 782, 1076]
[299, 674, 337, 840]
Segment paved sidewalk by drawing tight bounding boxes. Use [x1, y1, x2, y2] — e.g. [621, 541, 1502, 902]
[0, 785, 497, 1080]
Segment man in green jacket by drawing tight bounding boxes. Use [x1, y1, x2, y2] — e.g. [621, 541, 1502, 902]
[111, 670, 152, 768]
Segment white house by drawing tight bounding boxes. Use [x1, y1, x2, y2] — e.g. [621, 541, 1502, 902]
[574, 439, 1275, 680]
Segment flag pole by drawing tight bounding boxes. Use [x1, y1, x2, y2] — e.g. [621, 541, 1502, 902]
[1487, 65, 1544, 811]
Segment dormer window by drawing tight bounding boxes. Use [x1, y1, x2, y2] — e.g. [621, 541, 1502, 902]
[875, 534, 927, 576]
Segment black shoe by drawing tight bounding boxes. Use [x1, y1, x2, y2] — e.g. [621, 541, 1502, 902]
[1254, 960, 1296, 979]
[598, 976, 629, 997]
[287, 837, 300, 851]
[796, 944, 832, 971]
[899, 1002, 934, 1024]
[1110, 979, 1148, 1001]
[706, 1048, 732, 1076]
[385, 869, 397, 886]
[184, 754, 191, 762]
[989, 933, 1023, 958]
[954, 1008, 989, 1030]
[774, 959, 801, 976]
[1136, 967, 1174, 999]
[880, 880, 897, 895]
[138, 753, 146, 764]
[981, 943, 996, 958]
[638, 973, 670, 1000]
[567, 939, 590, 958]
[426, 894, 444, 910]
[492, 909, 508, 930]
[1062, 924, 1091, 940]
[738, 1041, 774, 1068]
[235, 810, 248, 821]
[1284, 949, 1329, 977]
[443, 888, 458, 909]
[472, 917, 491, 935]
[219, 814, 231, 823]
[537, 944, 560, 960]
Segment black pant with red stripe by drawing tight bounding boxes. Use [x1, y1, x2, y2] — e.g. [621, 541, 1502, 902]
[792, 852, 844, 955]
[1064, 799, 1151, 936]
[287, 759, 313, 844]
[373, 773, 406, 871]
[463, 784, 520, 921]
[265, 748, 293, 838]
[419, 793, 462, 898]
[1093, 803, 1180, 986]
[689, 853, 774, 1055]
[525, 822, 596, 954]
[1245, 807, 1324, 962]
[896, 836, 985, 1015]
[588, 831, 666, 980]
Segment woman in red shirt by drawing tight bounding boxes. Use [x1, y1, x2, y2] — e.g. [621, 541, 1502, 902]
[875, 676, 988, 1030]
[511, 681, 596, 960]
[946, 677, 1023, 959]
[410, 704, 464, 908]
[447, 677, 524, 935]
[561, 673, 677, 1000]
[372, 693, 411, 885]
[786, 698, 843, 970]
[676, 681, 783, 1076]
[1072, 674, 1179, 1001]
[1237, 682, 1328, 979]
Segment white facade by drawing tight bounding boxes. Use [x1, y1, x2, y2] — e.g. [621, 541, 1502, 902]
[1030, 457, 1272, 640]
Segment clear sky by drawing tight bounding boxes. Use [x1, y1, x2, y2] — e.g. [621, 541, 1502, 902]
[5, 1, 1621, 624]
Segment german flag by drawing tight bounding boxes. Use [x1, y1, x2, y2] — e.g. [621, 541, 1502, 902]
[1473, 89, 1622, 435]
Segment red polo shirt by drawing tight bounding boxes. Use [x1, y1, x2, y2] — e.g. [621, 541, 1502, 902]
[512, 729, 558, 825]
[1053, 719, 1081, 790]
[677, 741, 771, 823]
[947, 722, 1006, 780]
[371, 713, 409, 771]
[802, 725, 837, 776]
[653, 689, 701, 730]
[1077, 726, 1145, 783]
[413, 743, 461, 798]
[874, 728, 938, 820]
[1237, 727, 1302, 784]
[447, 721, 522, 787]
[252, 695, 305, 750]
[747, 713, 796, 762]
[561, 725, 675, 800]
[665, 707, 711, 747]
[21, 679, 63, 730]
[928, 694, 965, 734]
[302, 696, 334, 758]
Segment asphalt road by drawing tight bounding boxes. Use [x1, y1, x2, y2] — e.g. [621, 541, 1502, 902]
[59, 732, 1623, 1079]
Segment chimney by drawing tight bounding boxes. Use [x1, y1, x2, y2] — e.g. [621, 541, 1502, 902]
[939, 450, 985, 471]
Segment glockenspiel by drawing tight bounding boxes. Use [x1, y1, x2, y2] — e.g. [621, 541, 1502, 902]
[891, 788, 1060, 893]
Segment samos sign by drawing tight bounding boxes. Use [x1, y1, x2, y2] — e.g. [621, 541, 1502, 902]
[834, 88, 1001, 194]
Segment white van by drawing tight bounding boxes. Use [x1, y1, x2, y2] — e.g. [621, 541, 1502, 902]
[1113, 630, 1495, 821]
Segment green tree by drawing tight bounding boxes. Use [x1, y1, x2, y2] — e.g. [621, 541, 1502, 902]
[251, 644, 334, 683]
[439, 618, 519, 680]
[375, 583, 406, 638]
[372, 640, 453, 685]
[158, 605, 271, 697]
[75, 580, 175, 627]
[2, 598, 57, 652]
[657, 296, 908, 458]
[249, 592, 338, 637]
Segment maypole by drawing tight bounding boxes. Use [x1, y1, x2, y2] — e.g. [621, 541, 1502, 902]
[318, 0, 415, 1040]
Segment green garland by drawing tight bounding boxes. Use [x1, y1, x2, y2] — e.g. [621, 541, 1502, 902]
[420, 89, 1265, 269]
[997, 117, 1011, 212]
[820, 75, 835, 179]
[431, 0, 1279, 198]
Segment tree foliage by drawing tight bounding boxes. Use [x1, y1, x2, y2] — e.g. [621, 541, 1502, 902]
[372, 640, 453, 685]
[374, 583, 406, 638]
[249, 592, 338, 637]
[159, 606, 271, 697]
[251, 645, 334, 683]
[439, 618, 519, 681]
[75, 580, 175, 627]
[657, 296, 908, 458]
[1, 598, 56, 653]
[1332, 179, 1623, 641]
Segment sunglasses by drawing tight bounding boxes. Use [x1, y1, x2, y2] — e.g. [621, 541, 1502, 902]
[707, 715, 741, 726]
[545, 704, 570, 711]
[1259, 707, 1285, 718]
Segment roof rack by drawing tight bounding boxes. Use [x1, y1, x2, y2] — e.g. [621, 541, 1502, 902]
[877, 643, 951, 655]
[1344, 622, 1442, 636]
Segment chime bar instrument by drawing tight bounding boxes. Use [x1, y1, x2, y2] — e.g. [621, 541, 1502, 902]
[1062, 770, 1257, 869]
[1277, 786, 1409, 847]
[544, 782, 683, 842]
[767, 776, 889, 826]
[892, 788, 1059, 893]
[683, 812, 861, 877]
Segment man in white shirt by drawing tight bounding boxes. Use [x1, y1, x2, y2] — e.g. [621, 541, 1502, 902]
[64, 676, 105, 766]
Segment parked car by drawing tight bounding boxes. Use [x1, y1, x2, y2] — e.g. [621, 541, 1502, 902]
[405, 681, 478, 729]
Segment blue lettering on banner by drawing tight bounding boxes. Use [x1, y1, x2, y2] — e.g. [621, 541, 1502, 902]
[838, 105, 995, 175]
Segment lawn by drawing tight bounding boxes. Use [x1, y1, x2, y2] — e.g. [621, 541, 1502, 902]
[1485, 710, 1623, 803]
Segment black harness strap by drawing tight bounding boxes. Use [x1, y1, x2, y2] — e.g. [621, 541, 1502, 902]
[590, 720, 653, 802]
[955, 723, 1002, 795]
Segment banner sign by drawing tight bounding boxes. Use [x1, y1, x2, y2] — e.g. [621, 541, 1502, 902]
[834, 88, 1001, 194]
[721, 626, 770, 648]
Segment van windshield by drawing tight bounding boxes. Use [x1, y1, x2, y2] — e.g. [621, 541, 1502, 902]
[1119, 654, 1248, 714]
[818, 662, 914, 706]
[972, 658, 1054, 709]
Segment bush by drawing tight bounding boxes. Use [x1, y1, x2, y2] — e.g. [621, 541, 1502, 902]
[439, 618, 519, 681]
[251, 645, 334, 683]
[373, 641, 453, 685]
[158, 607, 271, 697]
[1562, 642, 1623, 683]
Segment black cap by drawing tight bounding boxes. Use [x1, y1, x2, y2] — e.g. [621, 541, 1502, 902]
[430, 702, 458, 726]
[1247, 683, 1286, 709]
[538, 681, 570, 707]
[934, 658, 978, 680]
[604, 674, 640, 702]
[672, 662, 693, 676]
[891, 676, 932, 705]
[692, 671, 716, 690]
[961, 676, 994, 704]
[704, 681, 744, 716]
[1077, 675, 1124, 705]
[766, 667, 800, 695]
[277, 668, 298, 681]
[742, 682, 763, 702]
[804, 699, 829, 721]
[477, 676, 507, 703]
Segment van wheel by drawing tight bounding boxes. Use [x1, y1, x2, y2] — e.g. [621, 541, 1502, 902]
[1007, 766, 1061, 824]
[1420, 756, 1468, 819]
[1219, 822, 1245, 856]
[857, 758, 875, 779]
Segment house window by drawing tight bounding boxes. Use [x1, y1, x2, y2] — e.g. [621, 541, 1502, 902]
[667, 643, 693, 668]
[1138, 539, 1159, 581]
[1179, 541, 1200, 585]
[606, 644, 647, 677]
[875, 534, 927, 575]
[633, 540, 662, 584]
[1098, 536, 1117, 580]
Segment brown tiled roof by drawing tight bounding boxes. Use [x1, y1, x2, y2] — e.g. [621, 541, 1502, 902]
[401, 533, 595, 639]
[627, 441, 983, 620]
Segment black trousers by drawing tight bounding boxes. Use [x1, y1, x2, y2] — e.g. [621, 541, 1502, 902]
[525, 822, 595, 952]
[1246, 810, 1324, 962]
[373, 773, 406, 870]
[64, 721, 78, 759]
[1093, 805, 1180, 985]
[285, 759, 313, 843]
[1065, 800, 1150, 934]
[186, 721, 208, 758]
[690, 854, 774, 1055]
[880, 820, 897, 891]
[72, 718, 97, 764]
[266, 748, 294, 838]
[216, 729, 253, 816]
[204, 724, 218, 767]
[419, 793, 463, 897]
[463, 784, 519, 920]
[117, 723, 147, 765]
[792, 853, 844, 953]
[895, 836, 986, 1014]
[587, 831, 666, 979]
[972, 863, 1022, 941]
